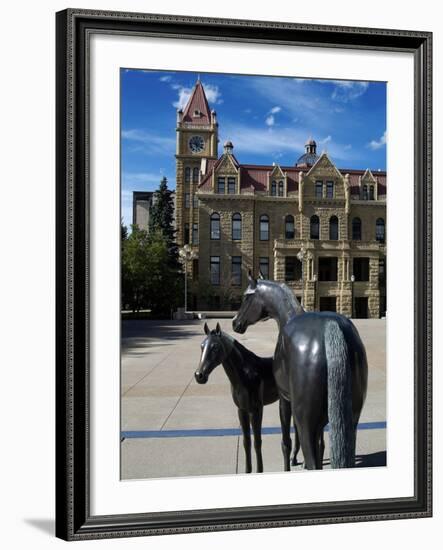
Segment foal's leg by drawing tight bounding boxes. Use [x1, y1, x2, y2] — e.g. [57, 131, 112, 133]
[238, 409, 252, 473]
[250, 407, 264, 473]
[279, 398, 292, 471]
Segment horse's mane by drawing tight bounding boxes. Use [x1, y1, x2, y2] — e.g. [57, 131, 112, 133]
[258, 280, 304, 316]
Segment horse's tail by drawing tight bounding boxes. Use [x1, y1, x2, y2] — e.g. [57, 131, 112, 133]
[325, 320, 354, 469]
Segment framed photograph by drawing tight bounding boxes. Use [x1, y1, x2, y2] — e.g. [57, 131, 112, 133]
[55, 9, 432, 540]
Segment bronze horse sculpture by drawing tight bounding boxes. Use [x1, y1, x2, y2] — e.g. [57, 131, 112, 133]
[232, 274, 368, 470]
[195, 322, 300, 473]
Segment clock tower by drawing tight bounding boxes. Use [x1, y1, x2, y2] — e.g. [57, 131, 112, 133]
[175, 80, 218, 246]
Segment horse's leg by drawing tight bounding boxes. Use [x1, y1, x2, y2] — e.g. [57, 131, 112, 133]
[250, 407, 264, 473]
[238, 409, 252, 473]
[278, 398, 292, 471]
[292, 418, 301, 466]
[316, 429, 325, 469]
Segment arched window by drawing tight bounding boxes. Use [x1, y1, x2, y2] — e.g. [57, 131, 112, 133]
[369, 185, 375, 200]
[192, 167, 199, 183]
[352, 217, 362, 240]
[271, 181, 277, 196]
[259, 214, 269, 241]
[210, 212, 220, 240]
[376, 218, 385, 243]
[278, 181, 284, 197]
[232, 213, 242, 241]
[185, 166, 191, 183]
[329, 216, 339, 240]
[285, 215, 295, 239]
[310, 215, 320, 240]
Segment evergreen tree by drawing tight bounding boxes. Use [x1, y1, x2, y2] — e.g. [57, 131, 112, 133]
[148, 176, 179, 265]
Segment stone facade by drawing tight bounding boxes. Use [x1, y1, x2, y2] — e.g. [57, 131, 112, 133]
[175, 81, 386, 318]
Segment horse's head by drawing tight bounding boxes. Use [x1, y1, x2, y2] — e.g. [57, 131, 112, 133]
[195, 322, 229, 384]
[232, 271, 268, 334]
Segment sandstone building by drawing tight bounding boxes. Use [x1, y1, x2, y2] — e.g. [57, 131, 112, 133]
[173, 80, 386, 318]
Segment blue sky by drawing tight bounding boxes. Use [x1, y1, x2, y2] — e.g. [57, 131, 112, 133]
[121, 69, 386, 227]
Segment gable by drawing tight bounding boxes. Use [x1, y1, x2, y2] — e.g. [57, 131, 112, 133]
[307, 153, 343, 181]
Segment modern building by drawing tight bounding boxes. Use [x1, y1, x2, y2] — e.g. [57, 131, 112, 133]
[132, 188, 176, 231]
[174, 80, 386, 318]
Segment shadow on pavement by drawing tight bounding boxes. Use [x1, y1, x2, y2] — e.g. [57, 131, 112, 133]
[122, 319, 204, 356]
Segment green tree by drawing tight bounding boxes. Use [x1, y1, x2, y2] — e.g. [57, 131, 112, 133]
[121, 226, 182, 316]
[149, 176, 179, 266]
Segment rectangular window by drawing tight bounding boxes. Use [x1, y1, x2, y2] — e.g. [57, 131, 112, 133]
[184, 193, 190, 208]
[210, 256, 220, 285]
[353, 257, 370, 282]
[259, 257, 269, 279]
[362, 185, 369, 200]
[271, 182, 277, 196]
[259, 216, 269, 241]
[315, 181, 323, 198]
[193, 194, 199, 208]
[217, 177, 225, 194]
[285, 256, 302, 282]
[231, 256, 242, 286]
[278, 181, 284, 197]
[192, 223, 198, 245]
[318, 257, 338, 281]
[228, 177, 236, 194]
[184, 223, 190, 245]
[326, 181, 334, 198]
[378, 258, 386, 286]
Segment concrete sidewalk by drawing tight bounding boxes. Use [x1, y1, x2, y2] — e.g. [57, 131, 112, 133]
[121, 318, 386, 480]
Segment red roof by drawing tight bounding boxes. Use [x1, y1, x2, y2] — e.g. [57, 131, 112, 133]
[198, 156, 386, 196]
[182, 81, 211, 125]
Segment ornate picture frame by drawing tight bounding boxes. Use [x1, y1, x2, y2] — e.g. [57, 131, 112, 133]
[55, 9, 432, 540]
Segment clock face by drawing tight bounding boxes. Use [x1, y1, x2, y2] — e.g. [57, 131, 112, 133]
[189, 135, 205, 154]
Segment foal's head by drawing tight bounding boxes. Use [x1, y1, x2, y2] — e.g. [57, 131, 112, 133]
[194, 323, 231, 384]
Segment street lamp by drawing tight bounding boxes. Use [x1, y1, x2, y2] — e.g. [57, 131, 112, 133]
[313, 273, 317, 311]
[296, 247, 306, 307]
[350, 274, 355, 318]
[179, 244, 197, 313]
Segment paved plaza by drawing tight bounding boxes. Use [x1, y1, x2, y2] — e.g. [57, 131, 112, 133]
[121, 318, 386, 480]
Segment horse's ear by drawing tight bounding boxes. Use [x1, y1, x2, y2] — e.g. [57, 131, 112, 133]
[248, 270, 257, 289]
[258, 270, 265, 280]
[215, 322, 222, 335]
[204, 322, 210, 335]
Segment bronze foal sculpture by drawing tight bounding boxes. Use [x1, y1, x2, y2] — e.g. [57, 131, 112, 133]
[195, 322, 300, 473]
[233, 273, 368, 470]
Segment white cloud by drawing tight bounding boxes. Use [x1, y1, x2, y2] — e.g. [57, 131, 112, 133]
[220, 122, 356, 164]
[330, 81, 369, 102]
[367, 130, 387, 150]
[159, 75, 172, 82]
[171, 81, 222, 110]
[265, 115, 275, 127]
[319, 135, 332, 145]
[122, 129, 175, 155]
[269, 106, 281, 114]
[172, 87, 192, 110]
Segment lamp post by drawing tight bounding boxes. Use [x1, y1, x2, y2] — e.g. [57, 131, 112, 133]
[179, 245, 197, 313]
[313, 273, 317, 311]
[350, 274, 355, 318]
[296, 247, 306, 307]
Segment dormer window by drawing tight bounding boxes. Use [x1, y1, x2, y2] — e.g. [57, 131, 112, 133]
[193, 109, 200, 117]
[278, 181, 284, 197]
[271, 181, 277, 196]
